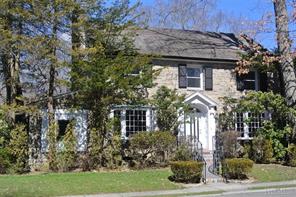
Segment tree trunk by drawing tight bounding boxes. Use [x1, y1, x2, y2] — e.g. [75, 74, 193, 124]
[273, 0, 296, 106]
[48, 1, 58, 125]
[47, 0, 58, 172]
[1, 12, 23, 106]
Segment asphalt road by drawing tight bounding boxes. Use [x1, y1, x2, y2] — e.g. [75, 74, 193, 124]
[198, 188, 296, 197]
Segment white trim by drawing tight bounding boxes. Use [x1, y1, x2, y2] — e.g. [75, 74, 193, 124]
[181, 92, 217, 151]
[112, 106, 152, 140]
[153, 57, 238, 65]
[41, 109, 88, 153]
[184, 91, 217, 107]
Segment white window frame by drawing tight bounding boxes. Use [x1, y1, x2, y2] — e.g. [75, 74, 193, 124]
[111, 107, 152, 139]
[235, 112, 268, 140]
[186, 65, 203, 90]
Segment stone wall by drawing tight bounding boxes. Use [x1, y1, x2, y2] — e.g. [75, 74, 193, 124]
[148, 59, 244, 112]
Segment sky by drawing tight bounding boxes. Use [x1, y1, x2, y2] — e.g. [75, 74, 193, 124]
[137, 0, 295, 50]
[215, 0, 275, 48]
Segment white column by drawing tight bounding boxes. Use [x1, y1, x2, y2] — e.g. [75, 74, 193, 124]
[243, 112, 249, 139]
[146, 108, 151, 131]
[208, 107, 216, 151]
[121, 109, 126, 139]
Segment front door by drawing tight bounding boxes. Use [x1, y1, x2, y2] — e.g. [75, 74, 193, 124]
[183, 109, 208, 151]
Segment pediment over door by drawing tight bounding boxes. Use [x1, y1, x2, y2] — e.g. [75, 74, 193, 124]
[184, 92, 217, 112]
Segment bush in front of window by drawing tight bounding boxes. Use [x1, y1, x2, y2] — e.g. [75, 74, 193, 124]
[87, 127, 123, 170]
[222, 158, 253, 180]
[220, 130, 240, 159]
[103, 133, 123, 169]
[287, 144, 296, 167]
[169, 161, 204, 183]
[129, 131, 176, 168]
[250, 135, 273, 164]
[57, 121, 78, 172]
[257, 121, 290, 161]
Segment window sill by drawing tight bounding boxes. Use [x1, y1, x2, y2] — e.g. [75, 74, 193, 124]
[237, 137, 254, 140]
[186, 87, 203, 91]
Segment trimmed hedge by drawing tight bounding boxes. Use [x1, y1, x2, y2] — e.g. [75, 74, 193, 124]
[222, 158, 253, 179]
[170, 161, 204, 183]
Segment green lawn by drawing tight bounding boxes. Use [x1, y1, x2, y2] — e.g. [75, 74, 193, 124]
[0, 169, 181, 197]
[249, 164, 296, 182]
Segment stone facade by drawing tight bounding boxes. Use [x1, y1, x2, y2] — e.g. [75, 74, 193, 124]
[148, 58, 244, 113]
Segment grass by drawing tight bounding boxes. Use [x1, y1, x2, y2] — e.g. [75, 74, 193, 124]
[249, 164, 296, 182]
[0, 169, 181, 197]
[249, 184, 296, 190]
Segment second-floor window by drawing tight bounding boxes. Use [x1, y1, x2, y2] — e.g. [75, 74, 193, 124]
[187, 67, 201, 88]
[237, 71, 263, 91]
[179, 64, 209, 89]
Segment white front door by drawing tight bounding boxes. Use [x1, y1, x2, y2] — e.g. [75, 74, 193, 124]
[183, 110, 208, 150]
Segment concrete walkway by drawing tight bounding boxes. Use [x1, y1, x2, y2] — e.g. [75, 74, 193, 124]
[64, 180, 296, 197]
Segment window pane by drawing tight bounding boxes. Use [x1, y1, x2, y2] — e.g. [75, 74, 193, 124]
[244, 71, 255, 79]
[187, 68, 200, 77]
[244, 81, 256, 90]
[125, 109, 147, 137]
[57, 120, 70, 141]
[188, 78, 200, 88]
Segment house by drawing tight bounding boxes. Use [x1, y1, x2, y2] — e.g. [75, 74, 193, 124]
[40, 28, 268, 155]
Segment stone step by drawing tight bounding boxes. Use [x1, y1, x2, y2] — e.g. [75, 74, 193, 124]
[206, 177, 224, 183]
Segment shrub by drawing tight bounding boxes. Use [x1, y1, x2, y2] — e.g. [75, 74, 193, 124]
[170, 161, 204, 183]
[242, 143, 251, 159]
[222, 158, 254, 179]
[8, 124, 30, 173]
[220, 131, 239, 158]
[251, 136, 273, 164]
[129, 131, 176, 168]
[258, 121, 289, 161]
[0, 148, 11, 174]
[57, 121, 78, 172]
[102, 133, 123, 169]
[287, 144, 296, 167]
[88, 128, 103, 169]
[172, 144, 193, 161]
[47, 122, 58, 172]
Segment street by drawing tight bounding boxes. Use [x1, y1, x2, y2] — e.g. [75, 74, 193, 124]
[197, 188, 296, 197]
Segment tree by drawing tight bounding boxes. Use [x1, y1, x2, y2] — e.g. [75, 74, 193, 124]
[152, 86, 188, 135]
[0, 1, 26, 106]
[135, 0, 270, 39]
[8, 124, 30, 173]
[69, 0, 158, 168]
[273, 0, 296, 106]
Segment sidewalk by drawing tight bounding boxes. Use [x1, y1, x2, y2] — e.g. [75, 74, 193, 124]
[64, 180, 296, 197]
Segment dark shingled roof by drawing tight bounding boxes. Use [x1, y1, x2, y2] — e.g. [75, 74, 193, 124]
[133, 28, 246, 61]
